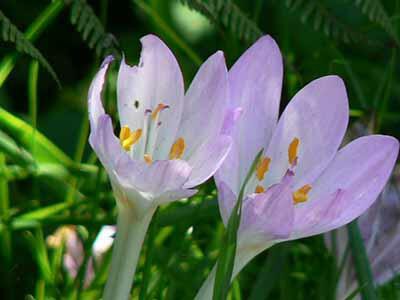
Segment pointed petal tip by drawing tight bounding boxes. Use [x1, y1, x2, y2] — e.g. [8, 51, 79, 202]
[139, 34, 169, 52]
[101, 55, 114, 68]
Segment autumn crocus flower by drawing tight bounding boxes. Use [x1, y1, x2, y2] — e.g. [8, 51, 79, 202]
[325, 165, 400, 299]
[195, 35, 399, 299]
[88, 35, 231, 299]
[48, 226, 116, 288]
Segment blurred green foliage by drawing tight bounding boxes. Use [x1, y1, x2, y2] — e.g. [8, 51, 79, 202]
[0, 0, 399, 299]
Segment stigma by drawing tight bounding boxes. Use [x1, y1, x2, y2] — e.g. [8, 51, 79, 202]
[288, 137, 300, 165]
[293, 184, 312, 204]
[169, 138, 185, 160]
[119, 126, 142, 151]
[151, 103, 169, 120]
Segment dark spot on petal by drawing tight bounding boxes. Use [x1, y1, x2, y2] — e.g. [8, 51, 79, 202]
[134, 100, 140, 109]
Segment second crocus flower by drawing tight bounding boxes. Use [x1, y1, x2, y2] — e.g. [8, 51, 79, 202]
[195, 35, 399, 299]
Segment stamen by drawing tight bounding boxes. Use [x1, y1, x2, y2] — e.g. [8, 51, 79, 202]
[256, 156, 271, 181]
[151, 103, 169, 120]
[119, 126, 131, 141]
[293, 184, 312, 204]
[169, 137, 185, 160]
[288, 137, 300, 165]
[144, 154, 153, 165]
[120, 127, 142, 151]
[255, 185, 265, 194]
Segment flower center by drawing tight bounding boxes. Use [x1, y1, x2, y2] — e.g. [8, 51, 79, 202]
[119, 102, 186, 163]
[119, 126, 142, 151]
[253, 137, 312, 204]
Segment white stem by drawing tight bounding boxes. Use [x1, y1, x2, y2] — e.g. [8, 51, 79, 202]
[102, 207, 155, 300]
[195, 243, 270, 300]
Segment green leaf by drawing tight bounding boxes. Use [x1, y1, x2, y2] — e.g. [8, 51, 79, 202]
[213, 149, 264, 300]
[24, 228, 54, 284]
[351, 0, 400, 46]
[0, 0, 64, 87]
[346, 221, 378, 300]
[0, 107, 73, 166]
[284, 0, 371, 44]
[67, 0, 120, 58]
[0, 10, 61, 86]
[179, 0, 262, 43]
[248, 243, 290, 300]
[0, 130, 36, 168]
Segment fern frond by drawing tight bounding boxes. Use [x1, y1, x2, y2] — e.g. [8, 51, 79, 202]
[0, 10, 60, 86]
[351, 0, 399, 45]
[68, 0, 120, 58]
[284, 0, 369, 44]
[179, 0, 262, 43]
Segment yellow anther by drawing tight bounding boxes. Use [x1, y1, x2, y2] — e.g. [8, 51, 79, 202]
[255, 185, 265, 194]
[144, 154, 153, 165]
[151, 103, 169, 120]
[288, 137, 300, 165]
[293, 184, 312, 204]
[119, 126, 131, 141]
[120, 127, 142, 151]
[169, 137, 185, 160]
[256, 156, 271, 181]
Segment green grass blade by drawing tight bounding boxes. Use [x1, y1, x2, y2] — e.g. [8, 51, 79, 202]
[0, 107, 73, 165]
[0, 154, 12, 268]
[0, 0, 64, 87]
[28, 60, 39, 128]
[248, 243, 290, 300]
[213, 149, 264, 300]
[346, 221, 377, 300]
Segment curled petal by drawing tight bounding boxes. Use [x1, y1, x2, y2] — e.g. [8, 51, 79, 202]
[89, 114, 132, 179]
[88, 55, 114, 129]
[239, 172, 295, 246]
[117, 158, 192, 197]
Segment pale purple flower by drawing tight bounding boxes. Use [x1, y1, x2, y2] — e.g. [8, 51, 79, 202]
[325, 165, 400, 299]
[47, 226, 116, 288]
[88, 34, 232, 299]
[88, 34, 231, 218]
[195, 35, 399, 299]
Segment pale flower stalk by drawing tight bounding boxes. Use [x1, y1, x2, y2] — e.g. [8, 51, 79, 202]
[88, 35, 232, 299]
[195, 35, 399, 299]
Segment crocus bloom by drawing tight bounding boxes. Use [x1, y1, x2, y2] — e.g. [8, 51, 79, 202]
[195, 35, 399, 299]
[325, 165, 400, 299]
[47, 226, 116, 287]
[88, 34, 231, 299]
